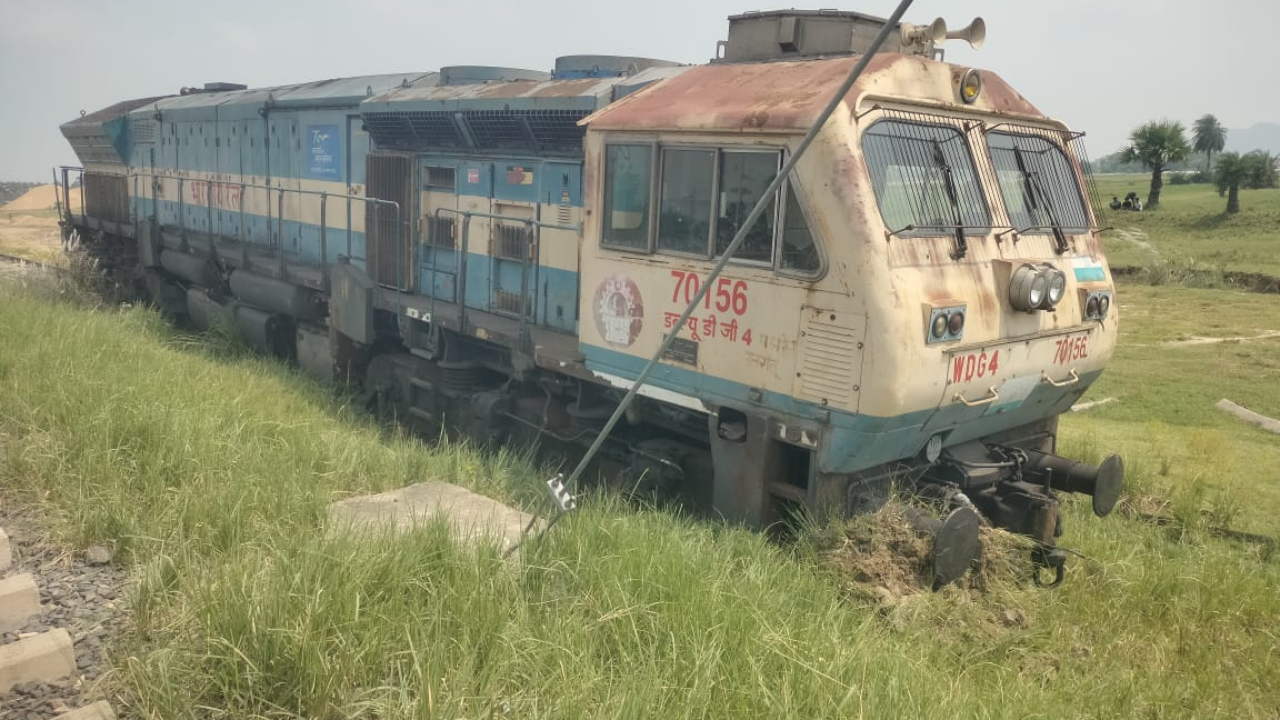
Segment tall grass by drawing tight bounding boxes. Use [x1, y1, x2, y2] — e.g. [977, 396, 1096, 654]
[2, 277, 1279, 719]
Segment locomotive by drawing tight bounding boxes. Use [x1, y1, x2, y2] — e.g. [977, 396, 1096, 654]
[58, 8, 1123, 583]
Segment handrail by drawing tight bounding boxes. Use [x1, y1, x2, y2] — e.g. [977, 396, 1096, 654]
[433, 207, 580, 349]
[58, 166, 400, 299]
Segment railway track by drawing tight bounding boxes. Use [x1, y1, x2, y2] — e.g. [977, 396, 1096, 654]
[0, 252, 64, 275]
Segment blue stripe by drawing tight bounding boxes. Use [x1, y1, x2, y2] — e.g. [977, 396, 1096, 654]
[1074, 267, 1106, 282]
[581, 343, 1102, 474]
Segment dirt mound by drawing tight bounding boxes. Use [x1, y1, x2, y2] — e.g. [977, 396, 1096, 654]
[824, 506, 1031, 599]
[1, 185, 81, 213]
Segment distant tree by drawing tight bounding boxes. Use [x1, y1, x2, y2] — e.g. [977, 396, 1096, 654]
[1243, 150, 1278, 189]
[1214, 152, 1247, 213]
[1192, 114, 1227, 171]
[1119, 120, 1192, 209]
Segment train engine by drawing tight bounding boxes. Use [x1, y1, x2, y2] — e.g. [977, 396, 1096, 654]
[57, 8, 1122, 585]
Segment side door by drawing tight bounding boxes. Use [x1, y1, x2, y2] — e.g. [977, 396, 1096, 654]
[537, 160, 582, 332]
[419, 162, 460, 303]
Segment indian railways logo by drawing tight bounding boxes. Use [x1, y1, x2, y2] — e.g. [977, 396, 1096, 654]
[594, 274, 644, 348]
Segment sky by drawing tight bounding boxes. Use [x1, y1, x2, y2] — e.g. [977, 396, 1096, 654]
[1, 0, 1277, 182]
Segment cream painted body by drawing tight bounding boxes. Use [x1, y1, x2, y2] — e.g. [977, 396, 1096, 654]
[579, 55, 1117, 435]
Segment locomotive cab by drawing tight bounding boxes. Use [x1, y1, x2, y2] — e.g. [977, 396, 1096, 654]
[578, 9, 1122, 581]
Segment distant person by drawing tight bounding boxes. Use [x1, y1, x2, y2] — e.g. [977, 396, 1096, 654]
[1133, 197, 1143, 212]
[1109, 196, 1122, 210]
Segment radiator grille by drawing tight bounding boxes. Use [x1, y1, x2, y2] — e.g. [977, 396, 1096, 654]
[363, 109, 588, 152]
[797, 318, 861, 404]
[365, 153, 415, 289]
[494, 224, 532, 260]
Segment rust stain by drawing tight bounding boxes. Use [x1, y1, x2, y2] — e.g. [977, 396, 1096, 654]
[376, 77, 608, 103]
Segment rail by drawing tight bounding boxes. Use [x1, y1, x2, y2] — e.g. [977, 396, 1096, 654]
[55, 166, 401, 296]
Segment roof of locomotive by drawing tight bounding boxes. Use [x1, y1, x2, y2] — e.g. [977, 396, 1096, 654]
[119, 72, 433, 119]
[581, 54, 1043, 133]
[362, 66, 689, 113]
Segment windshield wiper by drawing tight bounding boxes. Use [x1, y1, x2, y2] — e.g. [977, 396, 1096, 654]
[1014, 146, 1069, 255]
[932, 140, 968, 260]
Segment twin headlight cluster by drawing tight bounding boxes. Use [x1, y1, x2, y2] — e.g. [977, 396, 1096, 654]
[1009, 263, 1068, 312]
[1009, 262, 1112, 320]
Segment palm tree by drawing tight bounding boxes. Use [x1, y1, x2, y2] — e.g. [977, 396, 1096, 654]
[1119, 120, 1191, 209]
[1243, 150, 1278, 189]
[1213, 152, 1247, 213]
[1192, 114, 1227, 171]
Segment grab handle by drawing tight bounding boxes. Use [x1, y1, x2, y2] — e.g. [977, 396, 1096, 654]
[1041, 369, 1080, 388]
[953, 386, 1000, 407]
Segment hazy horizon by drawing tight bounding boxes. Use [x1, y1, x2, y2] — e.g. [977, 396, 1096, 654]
[2, 0, 1276, 182]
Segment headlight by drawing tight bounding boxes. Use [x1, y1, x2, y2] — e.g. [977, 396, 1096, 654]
[1009, 264, 1042, 312]
[1010, 263, 1067, 312]
[959, 69, 982, 104]
[948, 310, 965, 335]
[1046, 270, 1067, 307]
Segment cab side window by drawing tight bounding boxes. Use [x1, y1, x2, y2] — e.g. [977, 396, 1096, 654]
[715, 151, 778, 264]
[600, 141, 824, 277]
[779, 182, 820, 273]
[657, 149, 715, 255]
[602, 144, 653, 250]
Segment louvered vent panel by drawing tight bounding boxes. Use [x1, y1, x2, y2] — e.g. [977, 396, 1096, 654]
[798, 319, 859, 404]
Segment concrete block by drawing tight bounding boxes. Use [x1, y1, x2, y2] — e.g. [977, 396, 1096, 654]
[0, 527, 11, 570]
[328, 482, 537, 554]
[1217, 399, 1280, 434]
[55, 700, 119, 720]
[0, 573, 41, 632]
[0, 628, 76, 695]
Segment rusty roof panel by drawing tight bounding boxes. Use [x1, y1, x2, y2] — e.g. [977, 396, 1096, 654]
[582, 55, 1042, 133]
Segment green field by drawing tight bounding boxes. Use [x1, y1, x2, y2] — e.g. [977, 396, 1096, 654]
[1094, 173, 1280, 278]
[1, 273, 1279, 719]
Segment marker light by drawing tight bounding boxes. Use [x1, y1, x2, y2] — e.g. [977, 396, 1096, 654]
[1046, 270, 1067, 307]
[1083, 290, 1113, 320]
[932, 313, 949, 339]
[927, 306, 967, 344]
[1086, 295, 1100, 318]
[959, 69, 982, 104]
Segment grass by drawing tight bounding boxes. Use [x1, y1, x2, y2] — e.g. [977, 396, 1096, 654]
[1094, 174, 1280, 278]
[2, 274, 1280, 719]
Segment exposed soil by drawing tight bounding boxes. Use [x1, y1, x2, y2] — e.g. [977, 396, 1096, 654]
[0, 186, 81, 214]
[824, 505, 1031, 602]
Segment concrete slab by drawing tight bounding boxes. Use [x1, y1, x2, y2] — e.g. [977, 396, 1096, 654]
[328, 482, 536, 553]
[1071, 397, 1116, 413]
[0, 527, 11, 571]
[1217, 399, 1280, 435]
[0, 628, 76, 695]
[0, 573, 40, 633]
[54, 700, 118, 720]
